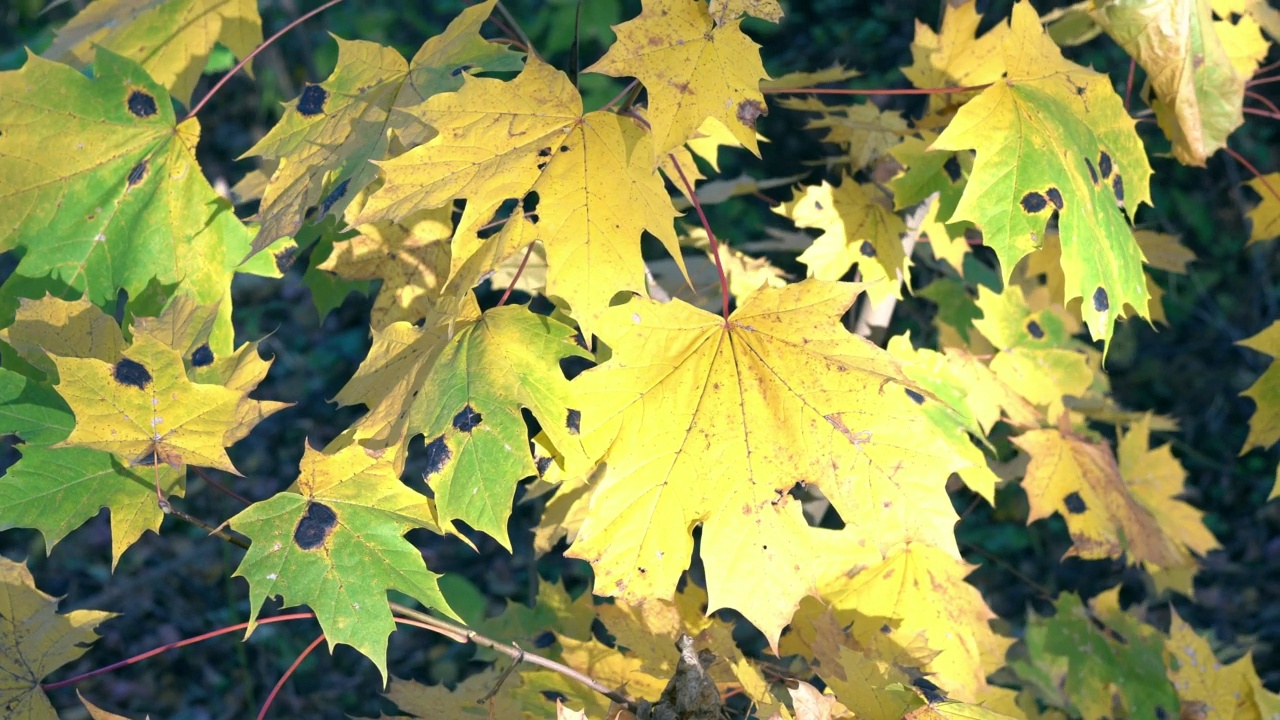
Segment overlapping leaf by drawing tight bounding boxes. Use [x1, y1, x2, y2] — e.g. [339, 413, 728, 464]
[1238, 321, 1280, 452]
[230, 443, 456, 681]
[243, 0, 523, 254]
[44, 0, 261, 106]
[568, 280, 973, 644]
[356, 58, 683, 336]
[931, 1, 1153, 348]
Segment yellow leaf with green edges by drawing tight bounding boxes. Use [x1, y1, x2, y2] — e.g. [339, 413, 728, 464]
[931, 1, 1153, 350]
[44, 0, 261, 106]
[569, 280, 973, 646]
[586, 0, 769, 162]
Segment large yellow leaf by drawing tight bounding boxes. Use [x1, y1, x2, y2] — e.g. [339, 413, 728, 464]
[586, 0, 769, 162]
[568, 280, 972, 645]
[931, 1, 1153, 349]
[44, 0, 261, 106]
[1238, 321, 1280, 452]
[901, 0, 1008, 113]
[357, 58, 682, 337]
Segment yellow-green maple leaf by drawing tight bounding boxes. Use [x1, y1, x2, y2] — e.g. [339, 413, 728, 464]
[44, 0, 261, 106]
[51, 333, 251, 473]
[1238, 321, 1280, 452]
[931, 1, 1153, 349]
[568, 280, 972, 645]
[1245, 173, 1280, 245]
[777, 98, 909, 171]
[586, 0, 769, 162]
[0, 556, 114, 719]
[242, 0, 523, 254]
[357, 58, 683, 337]
[1091, 0, 1251, 166]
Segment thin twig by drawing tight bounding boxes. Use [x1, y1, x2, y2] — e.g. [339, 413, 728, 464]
[668, 154, 731, 320]
[762, 83, 990, 96]
[257, 633, 326, 720]
[158, 497, 251, 549]
[190, 466, 253, 506]
[494, 2, 538, 61]
[497, 243, 537, 306]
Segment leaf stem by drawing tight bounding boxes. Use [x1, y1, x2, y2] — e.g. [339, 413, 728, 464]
[667, 153, 730, 320]
[1222, 146, 1279, 206]
[497, 242, 537, 307]
[1123, 58, 1136, 111]
[257, 633, 326, 720]
[1243, 107, 1280, 120]
[761, 83, 991, 95]
[1246, 90, 1280, 116]
[494, 2, 538, 61]
[185, 0, 350, 119]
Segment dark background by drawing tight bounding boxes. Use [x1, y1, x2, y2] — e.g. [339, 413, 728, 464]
[1, 0, 1277, 717]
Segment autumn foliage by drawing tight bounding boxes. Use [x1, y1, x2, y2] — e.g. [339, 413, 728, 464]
[1, 0, 1279, 718]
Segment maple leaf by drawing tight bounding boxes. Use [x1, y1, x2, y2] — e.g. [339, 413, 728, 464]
[778, 98, 909, 171]
[889, 132, 973, 274]
[377, 670, 526, 719]
[567, 280, 974, 645]
[586, 0, 770, 162]
[243, 0, 522, 253]
[931, 1, 1153, 349]
[0, 51, 249, 303]
[43, 0, 261, 106]
[1245, 173, 1280, 244]
[1214, 0, 1280, 40]
[79, 692, 152, 720]
[356, 57, 683, 337]
[901, 1, 1008, 114]
[710, 0, 783, 25]
[1091, 0, 1248, 166]
[775, 178, 908, 303]
[229, 442, 456, 681]
[0, 556, 115, 719]
[1238, 321, 1280, 452]
[1164, 610, 1280, 718]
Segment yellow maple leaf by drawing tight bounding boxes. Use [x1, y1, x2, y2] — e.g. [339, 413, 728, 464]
[52, 333, 250, 473]
[0, 296, 125, 379]
[710, 0, 783, 25]
[901, 0, 1008, 113]
[569, 280, 972, 645]
[1213, 0, 1280, 39]
[586, 0, 769, 162]
[357, 58, 682, 337]
[44, 0, 261, 106]
[775, 178, 908, 304]
[1238, 321, 1280, 452]
[1245, 173, 1280, 245]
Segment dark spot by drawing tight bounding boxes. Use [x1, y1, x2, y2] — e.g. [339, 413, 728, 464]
[566, 408, 581, 435]
[1045, 187, 1063, 211]
[452, 404, 482, 432]
[319, 178, 350, 216]
[859, 241, 875, 257]
[303, 206, 316, 221]
[1092, 287, 1109, 312]
[449, 64, 474, 77]
[963, 227, 983, 245]
[1026, 320, 1045, 339]
[275, 246, 298, 273]
[127, 161, 148, 187]
[536, 162, 548, 170]
[538, 147, 552, 158]
[1085, 158, 1098, 185]
[943, 156, 962, 182]
[535, 455, 553, 477]
[1112, 175, 1124, 205]
[293, 502, 338, 550]
[296, 84, 328, 116]
[522, 191, 540, 223]
[880, 624, 891, 634]
[911, 677, 946, 704]
[126, 90, 157, 118]
[735, 98, 766, 128]
[814, 201, 824, 211]
[1098, 151, 1113, 179]
[560, 355, 595, 381]
[1020, 191, 1048, 213]
[904, 388, 924, 405]
[133, 448, 161, 466]
[424, 435, 451, 477]
[1064, 491, 1087, 514]
[191, 344, 214, 368]
[559, 145, 569, 153]
[1155, 706, 1168, 720]
[638, 567, 646, 574]
[533, 631, 556, 648]
[113, 358, 152, 389]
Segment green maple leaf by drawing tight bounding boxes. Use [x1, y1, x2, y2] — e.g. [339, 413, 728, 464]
[229, 442, 457, 682]
[241, 0, 523, 256]
[930, 1, 1153, 350]
[0, 50, 284, 330]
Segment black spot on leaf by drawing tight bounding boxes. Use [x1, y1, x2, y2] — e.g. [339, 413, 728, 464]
[1064, 491, 1087, 514]
[293, 502, 338, 550]
[736, 98, 765, 128]
[880, 623, 891, 634]
[113, 358, 152, 388]
[424, 435, 451, 476]
[191, 344, 214, 367]
[538, 147, 553, 158]
[296, 84, 328, 116]
[126, 90, 157, 118]
[904, 388, 924, 405]
[535, 455, 553, 477]
[1020, 191, 1048, 213]
[912, 678, 946, 704]
[450, 64, 474, 77]
[1085, 158, 1098, 185]
[943, 156, 962, 182]
[1093, 287, 1109, 312]
[452, 404, 482, 432]
[559, 145, 570, 153]
[1098, 151, 1113, 179]
[1026, 320, 1045, 339]
[859, 241, 875, 257]
[522, 191, 540, 223]
[1112, 175, 1124, 205]
[1045, 187, 1063, 211]
[275, 246, 298, 273]
[127, 161, 148, 187]
[319, 179, 350, 216]
[566, 409, 581, 435]
[1155, 706, 1168, 720]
